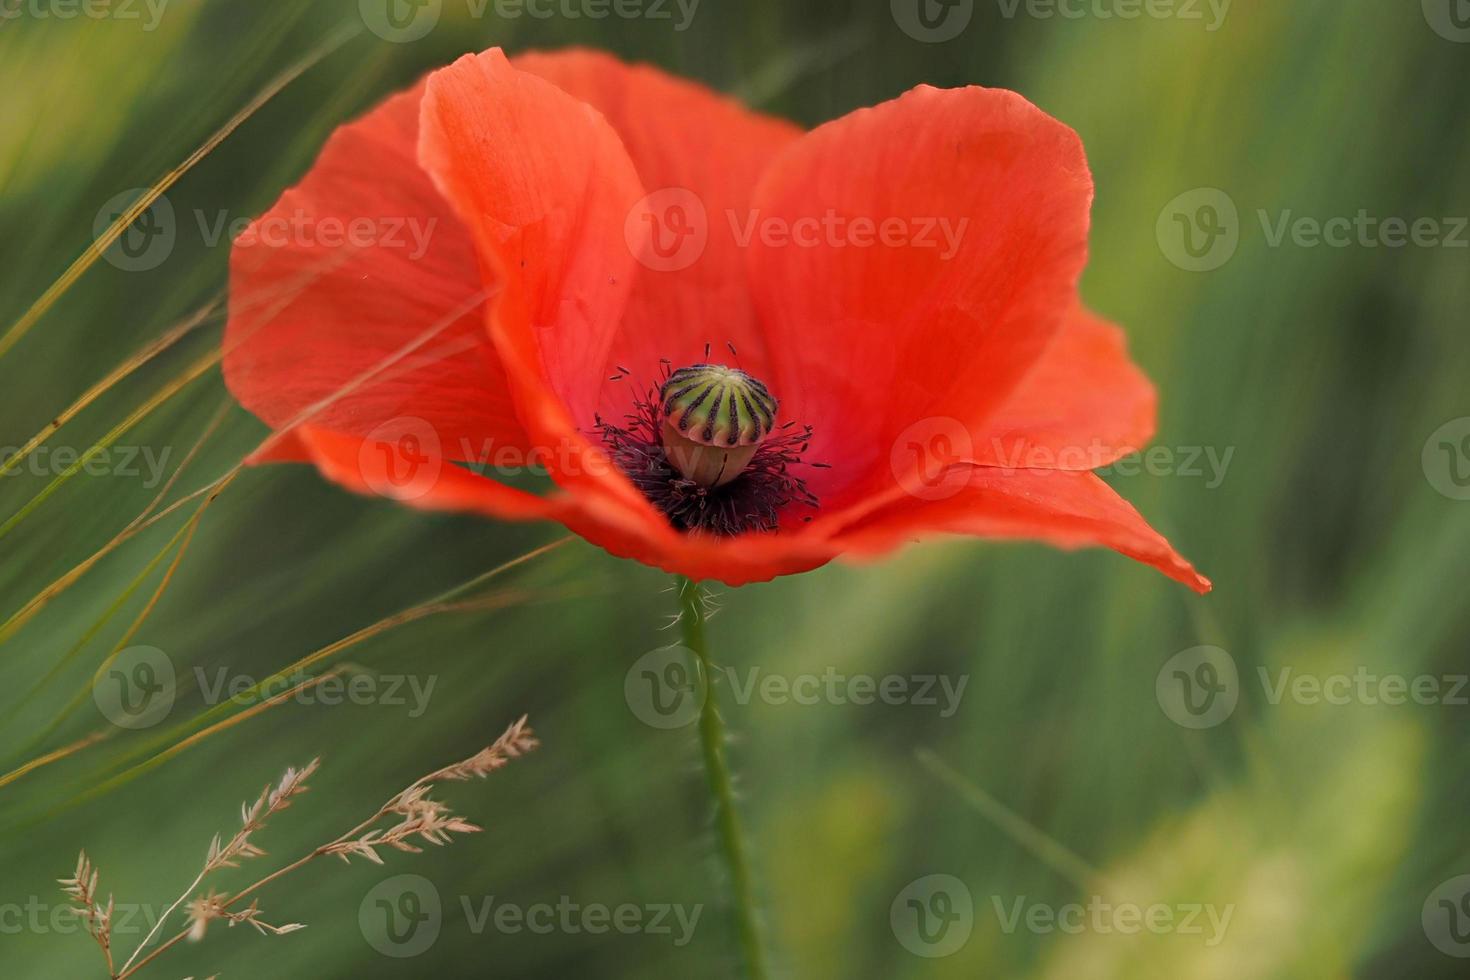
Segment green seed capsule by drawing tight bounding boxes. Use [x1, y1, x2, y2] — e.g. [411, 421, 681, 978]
[659, 364, 778, 487]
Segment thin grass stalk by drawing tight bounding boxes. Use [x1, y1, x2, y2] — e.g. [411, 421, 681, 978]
[0, 22, 361, 361]
[16, 471, 233, 755]
[0, 347, 220, 544]
[0, 539, 570, 808]
[0, 297, 222, 478]
[0, 475, 228, 651]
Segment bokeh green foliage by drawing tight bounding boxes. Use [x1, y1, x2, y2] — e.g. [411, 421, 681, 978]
[1, 0, 1468, 977]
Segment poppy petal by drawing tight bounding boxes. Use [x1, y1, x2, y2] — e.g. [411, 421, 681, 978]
[417, 48, 641, 428]
[972, 304, 1157, 470]
[833, 468, 1211, 592]
[417, 49, 653, 515]
[747, 84, 1093, 509]
[253, 425, 564, 520]
[222, 82, 526, 460]
[274, 422, 1206, 591]
[512, 48, 802, 398]
[267, 424, 838, 585]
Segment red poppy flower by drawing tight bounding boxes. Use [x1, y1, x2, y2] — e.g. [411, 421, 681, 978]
[223, 46, 1210, 592]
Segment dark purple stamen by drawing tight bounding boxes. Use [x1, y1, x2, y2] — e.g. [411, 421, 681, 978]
[594, 365, 820, 536]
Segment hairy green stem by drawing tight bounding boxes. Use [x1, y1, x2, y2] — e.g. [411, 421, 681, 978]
[677, 577, 768, 980]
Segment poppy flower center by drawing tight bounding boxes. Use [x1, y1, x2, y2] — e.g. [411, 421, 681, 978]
[659, 364, 777, 488]
[595, 358, 821, 536]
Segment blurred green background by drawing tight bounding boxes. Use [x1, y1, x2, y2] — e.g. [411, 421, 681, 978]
[3, 0, 1469, 976]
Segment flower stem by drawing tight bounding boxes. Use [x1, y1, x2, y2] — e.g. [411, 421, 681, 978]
[676, 577, 768, 980]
